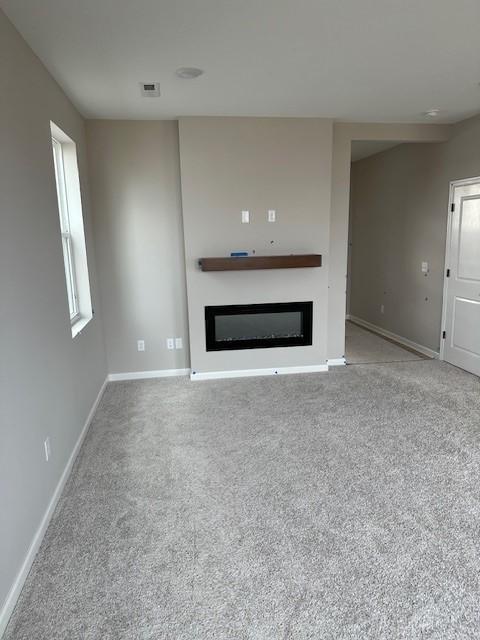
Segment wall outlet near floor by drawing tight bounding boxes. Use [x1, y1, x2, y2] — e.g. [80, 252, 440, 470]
[137, 339, 145, 352]
[44, 437, 51, 462]
[380, 304, 385, 314]
[167, 338, 175, 350]
[175, 337, 183, 349]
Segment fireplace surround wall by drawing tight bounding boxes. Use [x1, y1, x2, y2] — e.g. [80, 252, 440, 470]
[179, 117, 333, 377]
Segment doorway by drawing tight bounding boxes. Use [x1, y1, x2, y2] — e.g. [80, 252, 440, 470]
[345, 139, 443, 367]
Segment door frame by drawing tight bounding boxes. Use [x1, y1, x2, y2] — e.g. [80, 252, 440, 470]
[439, 175, 480, 361]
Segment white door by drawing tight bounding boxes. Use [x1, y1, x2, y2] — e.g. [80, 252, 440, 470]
[442, 178, 480, 377]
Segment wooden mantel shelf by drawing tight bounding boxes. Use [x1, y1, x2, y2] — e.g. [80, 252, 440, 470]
[198, 254, 322, 272]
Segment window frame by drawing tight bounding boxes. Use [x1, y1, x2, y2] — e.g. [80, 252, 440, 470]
[51, 136, 81, 325]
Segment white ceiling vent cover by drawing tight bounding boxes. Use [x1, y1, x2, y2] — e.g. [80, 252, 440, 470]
[140, 82, 160, 97]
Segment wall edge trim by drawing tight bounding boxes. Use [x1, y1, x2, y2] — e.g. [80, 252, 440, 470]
[326, 358, 346, 366]
[190, 364, 328, 381]
[108, 368, 190, 382]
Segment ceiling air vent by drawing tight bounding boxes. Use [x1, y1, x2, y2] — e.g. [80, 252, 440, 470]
[140, 82, 160, 97]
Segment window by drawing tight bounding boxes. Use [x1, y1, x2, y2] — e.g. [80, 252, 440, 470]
[52, 137, 80, 322]
[51, 122, 92, 336]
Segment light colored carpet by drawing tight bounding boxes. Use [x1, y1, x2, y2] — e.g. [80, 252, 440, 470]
[5, 360, 480, 639]
[345, 321, 424, 364]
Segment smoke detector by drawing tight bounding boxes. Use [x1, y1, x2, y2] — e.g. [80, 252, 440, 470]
[175, 67, 204, 79]
[423, 108, 440, 118]
[140, 82, 160, 97]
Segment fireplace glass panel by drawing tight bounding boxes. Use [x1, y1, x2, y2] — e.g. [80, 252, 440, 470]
[215, 312, 303, 342]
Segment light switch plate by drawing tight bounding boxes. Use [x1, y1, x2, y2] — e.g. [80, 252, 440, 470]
[241, 210, 250, 224]
[137, 340, 145, 351]
[175, 337, 183, 349]
[268, 209, 276, 222]
[422, 261, 429, 273]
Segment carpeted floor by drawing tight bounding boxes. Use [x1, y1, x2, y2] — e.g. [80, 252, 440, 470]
[5, 360, 480, 639]
[345, 321, 425, 364]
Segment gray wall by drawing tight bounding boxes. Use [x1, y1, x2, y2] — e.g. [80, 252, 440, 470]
[86, 121, 189, 374]
[0, 9, 107, 622]
[179, 117, 333, 374]
[349, 115, 480, 352]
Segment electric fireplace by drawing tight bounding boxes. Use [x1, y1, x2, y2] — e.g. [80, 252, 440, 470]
[205, 301, 313, 351]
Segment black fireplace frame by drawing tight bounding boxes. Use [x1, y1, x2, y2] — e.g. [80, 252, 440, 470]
[205, 301, 313, 351]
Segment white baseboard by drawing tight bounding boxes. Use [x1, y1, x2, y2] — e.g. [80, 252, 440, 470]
[108, 368, 190, 382]
[191, 363, 328, 381]
[327, 357, 346, 367]
[0, 376, 108, 638]
[348, 315, 439, 359]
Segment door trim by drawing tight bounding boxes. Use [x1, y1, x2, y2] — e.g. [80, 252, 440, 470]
[440, 176, 480, 361]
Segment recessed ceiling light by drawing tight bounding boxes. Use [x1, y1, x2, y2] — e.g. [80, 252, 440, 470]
[140, 82, 160, 97]
[175, 67, 204, 79]
[423, 108, 440, 118]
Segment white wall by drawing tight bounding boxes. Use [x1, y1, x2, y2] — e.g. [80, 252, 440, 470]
[178, 117, 333, 375]
[86, 120, 189, 375]
[0, 10, 107, 631]
[349, 114, 480, 352]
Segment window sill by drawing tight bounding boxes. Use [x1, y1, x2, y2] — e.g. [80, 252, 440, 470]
[71, 315, 92, 338]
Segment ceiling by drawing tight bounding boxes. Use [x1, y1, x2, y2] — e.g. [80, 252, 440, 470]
[2, 0, 480, 121]
[351, 141, 402, 162]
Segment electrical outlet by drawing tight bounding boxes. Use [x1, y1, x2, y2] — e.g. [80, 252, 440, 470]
[167, 338, 175, 350]
[380, 304, 385, 314]
[137, 340, 145, 352]
[44, 437, 51, 462]
[175, 337, 183, 349]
